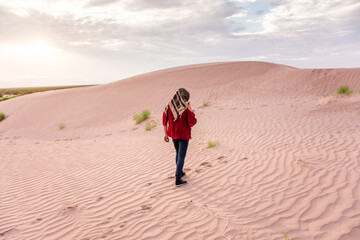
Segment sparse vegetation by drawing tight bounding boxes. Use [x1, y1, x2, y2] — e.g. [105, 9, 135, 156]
[207, 140, 220, 148]
[145, 120, 157, 131]
[203, 102, 209, 107]
[133, 109, 151, 124]
[0, 85, 95, 102]
[291, 103, 293, 108]
[283, 233, 294, 240]
[58, 123, 65, 130]
[337, 85, 352, 95]
[0, 96, 17, 102]
[0, 112, 5, 121]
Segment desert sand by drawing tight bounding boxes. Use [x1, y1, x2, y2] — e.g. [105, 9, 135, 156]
[1, 62, 360, 240]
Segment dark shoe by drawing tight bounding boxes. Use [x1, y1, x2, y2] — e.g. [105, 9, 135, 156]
[181, 172, 186, 177]
[175, 179, 187, 187]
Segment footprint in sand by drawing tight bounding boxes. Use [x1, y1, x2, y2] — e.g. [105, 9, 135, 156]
[101, 228, 113, 238]
[295, 158, 314, 168]
[100, 217, 112, 225]
[59, 204, 78, 216]
[119, 221, 128, 228]
[217, 156, 229, 164]
[200, 161, 212, 167]
[141, 204, 152, 210]
[196, 161, 212, 172]
[31, 218, 42, 224]
[66, 205, 78, 210]
[0, 228, 20, 237]
[150, 193, 161, 199]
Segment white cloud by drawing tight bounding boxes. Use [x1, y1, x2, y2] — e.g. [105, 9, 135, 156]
[0, 0, 359, 87]
[227, 9, 248, 18]
[230, 0, 256, 2]
[260, 0, 360, 35]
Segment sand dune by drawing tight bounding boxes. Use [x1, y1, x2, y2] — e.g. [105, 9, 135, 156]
[1, 62, 360, 240]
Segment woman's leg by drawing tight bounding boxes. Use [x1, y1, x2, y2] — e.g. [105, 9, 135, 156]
[172, 139, 179, 164]
[175, 139, 189, 181]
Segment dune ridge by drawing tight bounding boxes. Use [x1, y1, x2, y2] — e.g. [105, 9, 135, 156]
[1, 62, 360, 240]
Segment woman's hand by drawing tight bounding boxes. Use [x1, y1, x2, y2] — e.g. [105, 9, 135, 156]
[163, 124, 169, 142]
[187, 103, 193, 112]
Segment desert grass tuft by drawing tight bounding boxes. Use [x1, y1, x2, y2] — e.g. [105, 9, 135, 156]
[337, 85, 352, 95]
[207, 140, 220, 148]
[58, 123, 65, 130]
[203, 102, 209, 107]
[0, 112, 5, 121]
[145, 120, 157, 131]
[133, 109, 151, 124]
[283, 233, 294, 240]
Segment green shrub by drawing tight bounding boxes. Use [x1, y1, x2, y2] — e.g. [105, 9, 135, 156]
[145, 120, 157, 131]
[203, 102, 209, 107]
[337, 85, 352, 95]
[58, 123, 65, 130]
[0, 112, 5, 121]
[133, 109, 151, 124]
[207, 140, 220, 148]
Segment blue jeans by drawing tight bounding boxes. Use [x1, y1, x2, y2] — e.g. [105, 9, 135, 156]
[172, 139, 189, 181]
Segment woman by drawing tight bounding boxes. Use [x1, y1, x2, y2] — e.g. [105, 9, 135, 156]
[163, 88, 197, 187]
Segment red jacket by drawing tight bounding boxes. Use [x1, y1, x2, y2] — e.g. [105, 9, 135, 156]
[163, 106, 197, 140]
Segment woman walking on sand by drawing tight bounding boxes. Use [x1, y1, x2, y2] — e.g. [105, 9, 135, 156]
[163, 88, 197, 187]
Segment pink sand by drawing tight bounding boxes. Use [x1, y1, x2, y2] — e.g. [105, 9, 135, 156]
[1, 62, 360, 239]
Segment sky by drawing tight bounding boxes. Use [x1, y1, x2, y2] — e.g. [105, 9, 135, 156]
[0, 0, 359, 87]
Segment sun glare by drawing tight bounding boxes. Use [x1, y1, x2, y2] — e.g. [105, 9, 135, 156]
[3, 40, 61, 61]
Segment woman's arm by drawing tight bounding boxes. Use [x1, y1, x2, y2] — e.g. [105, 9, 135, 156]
[187, 103, 197, 127]
[162, 111, 169, 142]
